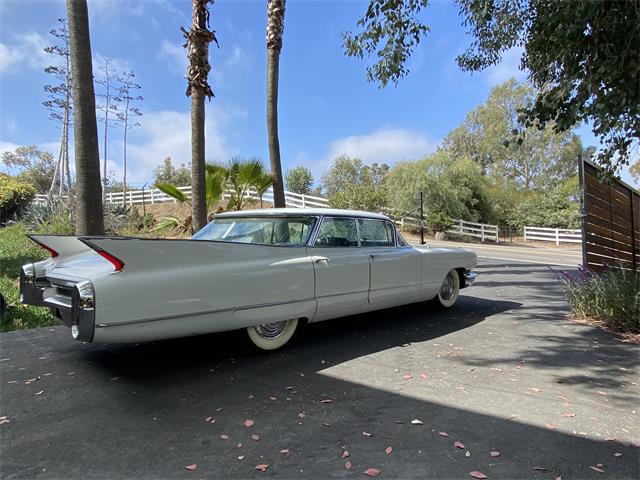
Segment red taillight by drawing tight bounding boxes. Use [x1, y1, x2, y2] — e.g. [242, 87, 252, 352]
[96, 250, 125, 272]
[33, 239, 58, 257]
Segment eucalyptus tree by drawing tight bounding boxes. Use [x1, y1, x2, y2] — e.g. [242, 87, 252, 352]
[114, 70, 142, 204]
[43, 18, 73, 195]
[65, 0, 104, 235]
[95, 57, 121, 203]
[344, 0, 640, 175]
[265, 0, 286, 208]
[182, 0, 217, 231]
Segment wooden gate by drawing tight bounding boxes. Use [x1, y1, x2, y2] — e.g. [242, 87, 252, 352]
[580, 159, 640, 271]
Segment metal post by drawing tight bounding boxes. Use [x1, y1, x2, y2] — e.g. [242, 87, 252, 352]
[578, 156, 588, 267]
[141, 183, 147, 216]
[420, 191, 425, 245]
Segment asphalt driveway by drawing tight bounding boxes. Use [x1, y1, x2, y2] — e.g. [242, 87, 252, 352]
[1, 259, 638, 479]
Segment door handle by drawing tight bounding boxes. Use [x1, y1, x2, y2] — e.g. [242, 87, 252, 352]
[369, 254, 378, 259]
[312, 256, 329, 264]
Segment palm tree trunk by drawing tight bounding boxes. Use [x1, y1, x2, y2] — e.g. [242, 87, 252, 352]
[266, 0, 286, 209]
[64, 55, 72, 193]
[66, 0, 104, 235]
[191, 88, 206, 229]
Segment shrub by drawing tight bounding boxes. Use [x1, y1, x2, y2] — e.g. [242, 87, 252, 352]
[21, 196, 75, 234]
[557, 266, 639, 333]
[0, 174, 36, 224]
[0, 223, 47, 278]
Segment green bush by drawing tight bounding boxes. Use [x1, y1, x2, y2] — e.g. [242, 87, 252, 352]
[0, 223, 47, 278]
[0, 174, 36, 223]
[21, 197, 75, 234]
[557, 266, 639, 333]
[0, 276, 57, 331]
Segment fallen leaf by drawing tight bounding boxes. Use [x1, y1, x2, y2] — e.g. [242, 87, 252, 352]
[555, 477, 561, 480]
[438, 432, 449, 437]
[561, 413, 576, 417]
[411, 419, 423, 425]
[363, 431, 372, 437]
[341, 450, 350, 459]
[244, 419, 255, 427]
[280, 448, 289, 454]
[528, 387, 541, 393]
[403, 374, 413, 379]
[613, 452, 623, 457]
[465, 451, 471, 457]
[320, 399, 334, 403]
[469, 471, 488, 479]
[251, 434, 260, 441]
[490, 451, 500, 457]
[248, 394, 255, 399]
[589, 466, 604, 473]
[255, 464, 269, 472]
[385, 446, 393, 455]
[532, 467, 547, 472]
[204, 416, 213, 422]
[454, 441, 465, 449]
[420, 373, 428, 379]
[345, 460, 352, 470]
[34, 390, 44, 396]
[285, 386, 295, 390]
[220, 434, 229, 440]
[184, 464, 197, 471]
[270, 396, 277, 401]
[545, 423, 556, 429]
[298, 412, 306, 419]
[238, 455, 245, 460]
[364, 468, 381, 477]
[597, 391, 608, 396]
[0, 418, 10, 425]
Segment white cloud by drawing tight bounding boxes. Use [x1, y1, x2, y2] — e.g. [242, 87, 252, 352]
[300, 127, 437, 180]
[226, 45, 247, 69]
[0, 32, 49, 75]
[483, 47, 526, 85]
[158, 39, 187, 76]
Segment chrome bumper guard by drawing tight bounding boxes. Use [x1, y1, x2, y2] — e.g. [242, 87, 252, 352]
[20, 265, 95, 342]
[463, 270, 478, 287]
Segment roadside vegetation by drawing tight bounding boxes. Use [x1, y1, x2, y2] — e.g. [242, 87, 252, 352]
[557, 266, 639, 338]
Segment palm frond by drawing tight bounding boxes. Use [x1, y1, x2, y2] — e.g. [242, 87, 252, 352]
[155, 183, 190, 204]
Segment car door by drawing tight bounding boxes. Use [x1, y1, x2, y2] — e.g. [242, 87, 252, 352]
[308, 217, 370, 321]
[358, 219, 421, 305]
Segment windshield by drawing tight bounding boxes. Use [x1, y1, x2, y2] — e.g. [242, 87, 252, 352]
[192, 216, 317, 246]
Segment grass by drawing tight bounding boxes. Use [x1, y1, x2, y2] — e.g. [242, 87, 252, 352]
[557, 265, 640, 335]
[0, 223, 57, 331]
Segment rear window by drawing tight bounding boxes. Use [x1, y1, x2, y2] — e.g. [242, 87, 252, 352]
[192, 217, 316, 246]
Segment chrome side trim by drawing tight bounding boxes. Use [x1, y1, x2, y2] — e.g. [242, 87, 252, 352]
[95, 297, 317, 328]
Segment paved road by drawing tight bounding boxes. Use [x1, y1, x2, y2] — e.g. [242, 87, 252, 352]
[1, 260, 638, 479]
[426, 240, 582, 267]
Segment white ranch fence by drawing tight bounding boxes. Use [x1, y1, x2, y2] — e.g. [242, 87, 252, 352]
[35, 186, 330, 210]
[523, 226, 582, 245]
[385, 213, 500, 244]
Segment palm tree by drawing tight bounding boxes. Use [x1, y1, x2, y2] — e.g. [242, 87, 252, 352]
[183, 0, 217, 232]
[266, 0, 286, 208]
[255, 172, 273, 208]
[226, 157, 270, 211]
[65, 0, 104, 235]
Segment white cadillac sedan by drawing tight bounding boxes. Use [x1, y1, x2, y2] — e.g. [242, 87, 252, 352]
[20, 208, 477, 350]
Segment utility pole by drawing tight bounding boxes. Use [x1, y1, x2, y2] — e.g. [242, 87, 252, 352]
[420, 191, 425, 245]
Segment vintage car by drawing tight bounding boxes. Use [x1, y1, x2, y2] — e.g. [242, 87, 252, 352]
[20, 208, 477, 350]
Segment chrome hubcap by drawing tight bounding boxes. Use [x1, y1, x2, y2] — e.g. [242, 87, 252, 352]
[254, 320, 288, 339]
[440, 272, 456, 300]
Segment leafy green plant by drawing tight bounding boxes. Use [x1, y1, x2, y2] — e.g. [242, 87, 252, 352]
[0, 174, 36, 224]
[556, 266, 639, 334]
[225, 157, 269, 211]
[21, 196, 75, 234]
[0, 276, 58, 331]
[0, 224, 47, 278]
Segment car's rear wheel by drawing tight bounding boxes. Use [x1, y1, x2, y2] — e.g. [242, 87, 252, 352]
[437, 269, 460, 308]
[246, 318, 299, 351]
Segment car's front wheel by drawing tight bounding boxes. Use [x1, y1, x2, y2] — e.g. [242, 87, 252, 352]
[437, 269, 460, 308]
[246, 318, 299, 351]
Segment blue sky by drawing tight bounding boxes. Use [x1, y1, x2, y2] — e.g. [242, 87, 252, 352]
[0, 0, 635, 187]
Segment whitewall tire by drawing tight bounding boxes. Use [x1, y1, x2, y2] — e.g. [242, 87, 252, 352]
[246, 318, 299, 351]
[437, 270, 460, 308]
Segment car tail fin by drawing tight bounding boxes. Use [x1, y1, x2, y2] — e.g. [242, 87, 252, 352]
[79, 238, 126, 272]
[28, 235, 93, 259]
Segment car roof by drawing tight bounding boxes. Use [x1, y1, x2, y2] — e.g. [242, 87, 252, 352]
[215, 208, 391, 221]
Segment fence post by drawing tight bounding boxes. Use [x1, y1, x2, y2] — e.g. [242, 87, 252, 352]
[151, 189, 155, 204]
[481, 224, 485, 242]
[129, 191, 133, 205]
[555, 228, 560, 246]
[301, 194, 306, 208]
[524, 227, 527, 243]
[108, 192, 112, 203]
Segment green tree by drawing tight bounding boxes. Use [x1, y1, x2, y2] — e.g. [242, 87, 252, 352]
[443, 80, 584, 191]
[630, 160, 640, 186]
[321, 156, 389, 211]
[66, 0, 104, 235]
[266, 0, 287, 208]
[153, 157, 191, 186]
[345, 0, 639, 174]
[1, 146, 56, 194]
[183, 0, 217, 232]
[285, 166, 314, 194]
[385, 151, 493, 230]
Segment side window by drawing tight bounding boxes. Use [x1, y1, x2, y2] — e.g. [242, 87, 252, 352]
[315, 217, 359, 247]
[397, 231, 409, 247]
[358, 219, 394, 247]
